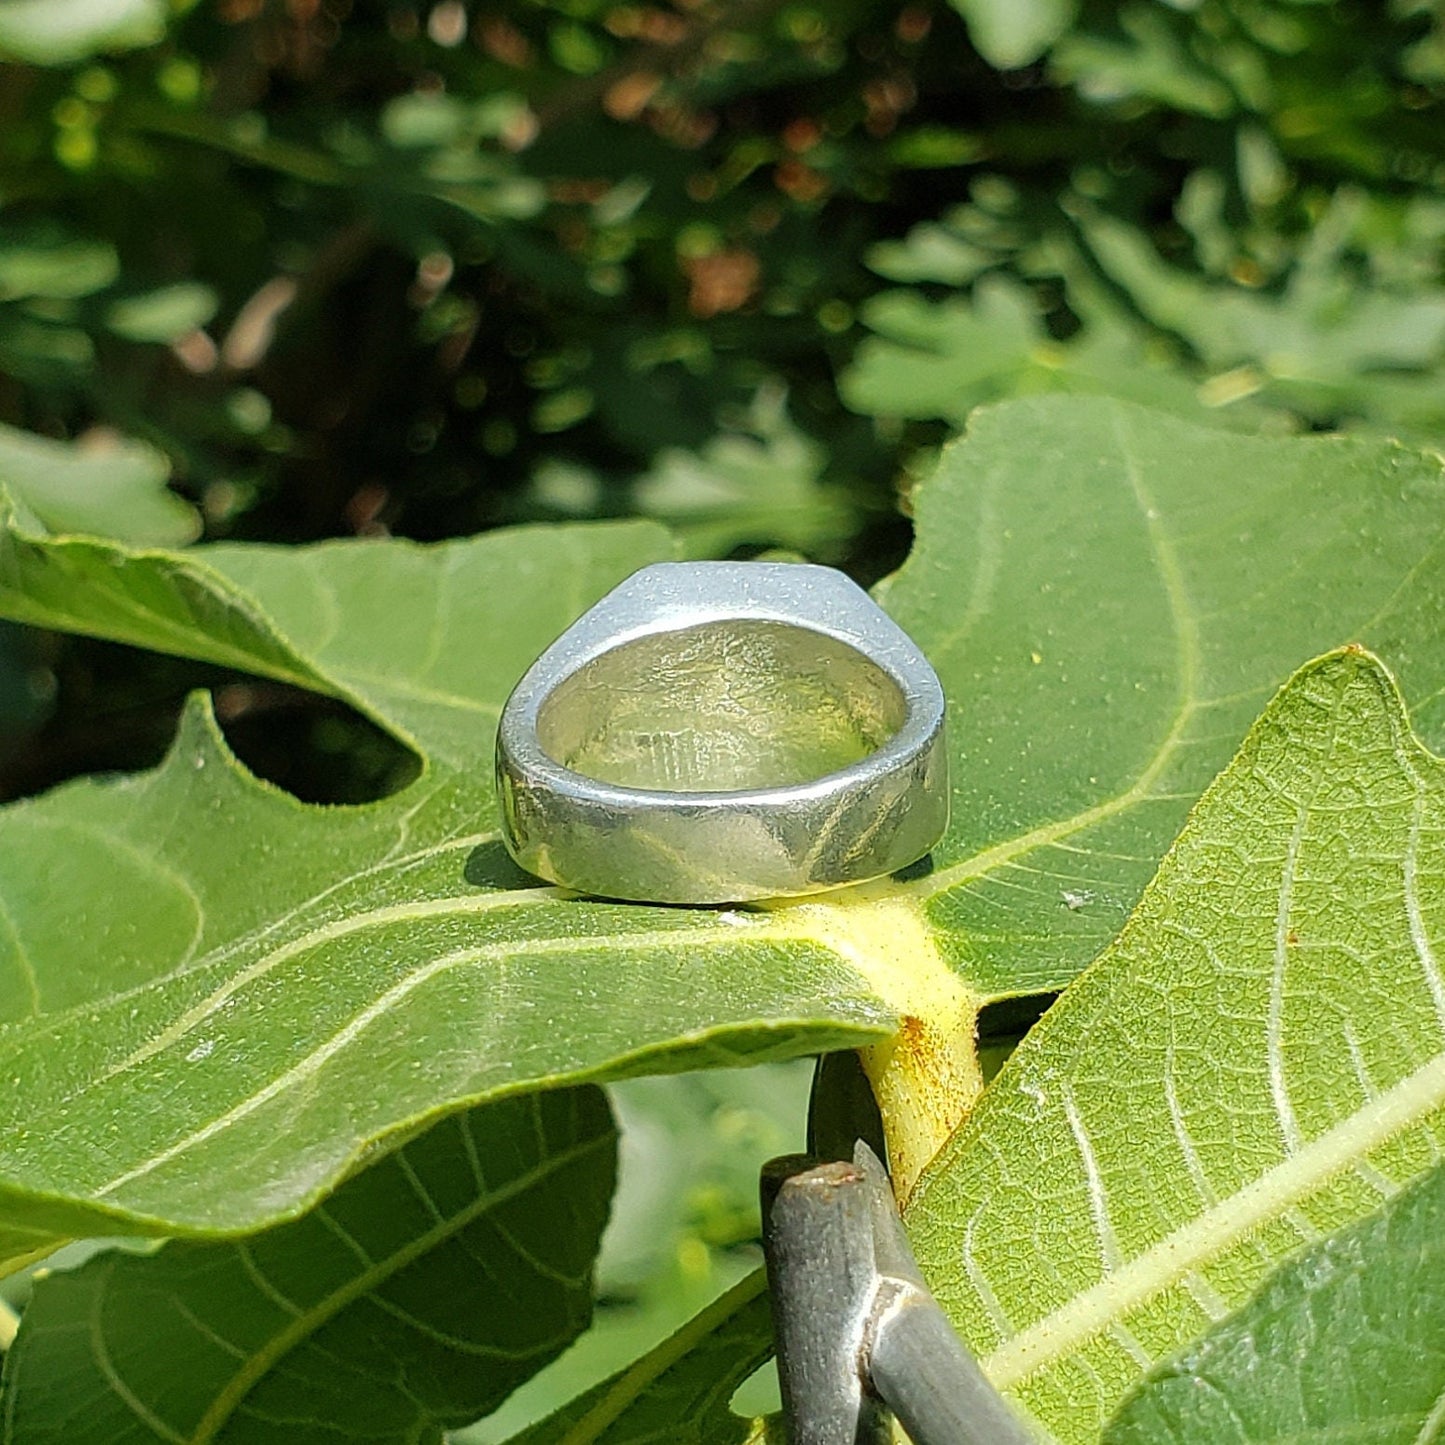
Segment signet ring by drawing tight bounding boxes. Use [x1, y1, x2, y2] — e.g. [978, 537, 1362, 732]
[495, 561, 948, 904]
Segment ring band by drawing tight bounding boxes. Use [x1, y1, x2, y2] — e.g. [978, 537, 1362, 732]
[495, 561, 948, 904]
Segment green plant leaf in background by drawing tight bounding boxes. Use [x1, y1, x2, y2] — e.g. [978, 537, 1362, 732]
[0, 0, 166, 65]
[0, 397, 1441, 1251]
[948, 0, 1078, 69]
[840, 176, 1290, 434]
[1069, 193, 1445, 440]
[1049, 6, 1237, 117]
[841, 273, 1239, 431]
[0, 232, 118, 304]
[1102, 1156, 1445, 1444]
[846, 165, 1445, 448]
[0, 1087, 616, 1443]
[464, 1063, 810, 1444]
[104, 283, 218, 346]
[502, 1272, 774, 1445]
[0, 423, 198, 546]
[525, 386, 862, 562]
[905, 648, 1445, 1442]
[629, 387, 860, 562]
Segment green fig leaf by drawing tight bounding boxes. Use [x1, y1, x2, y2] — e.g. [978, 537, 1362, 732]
[906, 649, 1445, 1441]
[0, 397, 1442, 1246]
[1, 1088, 616, 1444]
[1102, 1156, 1445, 1445]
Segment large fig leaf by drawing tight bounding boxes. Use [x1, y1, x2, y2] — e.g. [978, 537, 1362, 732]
[1102, 1157, 1445, 1444]
[0, 517, 893, 1257]
[1, 1087, 615, 1443]
[882, 397, 1445, 1001]
[905, 649, 1445, 1442]
[0, 397, 1442, 1245]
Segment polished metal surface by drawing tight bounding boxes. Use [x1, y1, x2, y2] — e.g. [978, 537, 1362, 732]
[495, 560, 947, 904]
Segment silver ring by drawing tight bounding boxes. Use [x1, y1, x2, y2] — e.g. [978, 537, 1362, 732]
[495, 561, 948, 904]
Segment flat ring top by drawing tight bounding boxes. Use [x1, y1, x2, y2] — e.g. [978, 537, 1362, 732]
[496, 561, 948, 903]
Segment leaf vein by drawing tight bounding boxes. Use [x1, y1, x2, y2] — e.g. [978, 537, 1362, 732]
[982, 1046, 1445, 1390]
[96, 926, 755, 1196]
[185, 1130, 610, 1442]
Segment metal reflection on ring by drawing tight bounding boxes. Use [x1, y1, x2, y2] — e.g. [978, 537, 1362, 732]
[494, 561, 948, 904]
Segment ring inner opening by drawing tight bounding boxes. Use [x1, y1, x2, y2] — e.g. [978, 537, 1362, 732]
[536, 619, 907, 792]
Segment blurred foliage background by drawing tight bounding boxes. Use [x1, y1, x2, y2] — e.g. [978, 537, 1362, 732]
[7, 0, 1445, 797]
[5, 0, 1445, 1433]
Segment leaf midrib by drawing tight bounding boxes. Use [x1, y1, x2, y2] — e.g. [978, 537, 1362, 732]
[980, 1045, 1445, 1390]
[0, 828, 507, 1049]
[183, 1128, 613, 1443]
[95, 884, 572, 1085]
[94, 921, 799, 1202]
[905, 405, 1203, 905]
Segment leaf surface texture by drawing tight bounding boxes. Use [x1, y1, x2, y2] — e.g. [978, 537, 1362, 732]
[906, 649, 1445, 1440]
[1102, 1157, 1445, 1444]
[1, 1088, 615, 1443]
[0, 399, 1441, 1246]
